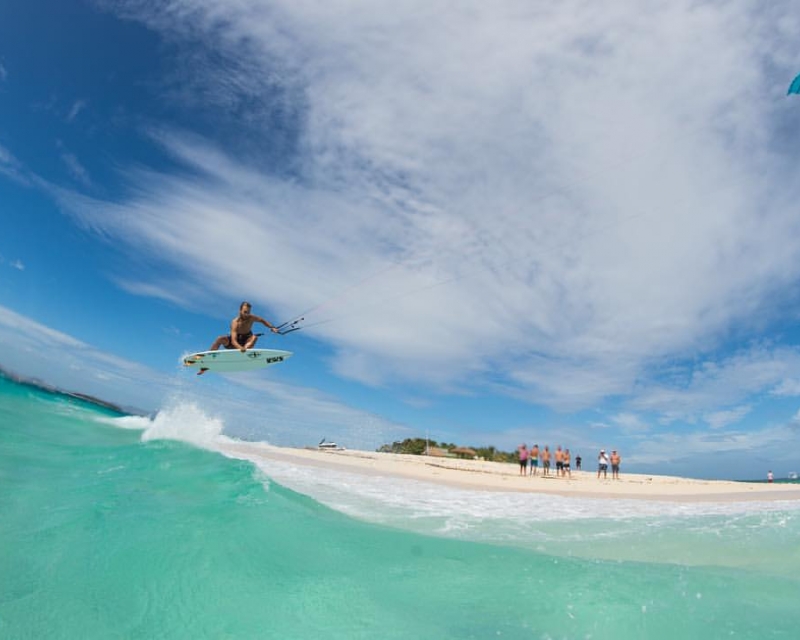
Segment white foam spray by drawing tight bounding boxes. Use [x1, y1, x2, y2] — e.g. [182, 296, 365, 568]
[97, 399, 225, 450]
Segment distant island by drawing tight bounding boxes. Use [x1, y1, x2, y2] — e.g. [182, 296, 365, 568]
[0, 364, 147, 416]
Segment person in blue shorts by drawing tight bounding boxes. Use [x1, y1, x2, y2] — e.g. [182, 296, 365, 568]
[529, 444, 539, 476]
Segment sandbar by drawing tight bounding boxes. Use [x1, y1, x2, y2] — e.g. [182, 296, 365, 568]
[218, 442, 800, 502]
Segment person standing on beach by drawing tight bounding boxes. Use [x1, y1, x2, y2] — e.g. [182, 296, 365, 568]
[575, 455, 582, 470]
[555, 446, 564, 477]
[610, 450, 621, 479]
[563, 448, 572, 478]
[542, 446, 551, 476]
[529, 444, 540, 476]
[597, 449, 609, 479]
[518, 444, 528, 476]
[768, 470, 774, 483]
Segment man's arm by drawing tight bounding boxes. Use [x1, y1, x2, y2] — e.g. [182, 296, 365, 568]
[253, 314, 279, 333]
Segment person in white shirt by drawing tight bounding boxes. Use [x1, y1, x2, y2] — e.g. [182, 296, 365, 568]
[597, 449, 609, 479]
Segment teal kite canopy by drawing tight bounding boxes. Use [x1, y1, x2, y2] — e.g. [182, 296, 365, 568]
[789, 74, 800, 95]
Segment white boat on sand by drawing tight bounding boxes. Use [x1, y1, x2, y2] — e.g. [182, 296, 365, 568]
[318, 438, 346, 451]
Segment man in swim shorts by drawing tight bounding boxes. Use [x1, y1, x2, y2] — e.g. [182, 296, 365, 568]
[555, 446, 564, 476]
[610, 450, 621, 480]
[209, 301, 279, 352]
[529, 444, 540, 476]
[518, 444, 528, 475]
[542, 446, 551, 476]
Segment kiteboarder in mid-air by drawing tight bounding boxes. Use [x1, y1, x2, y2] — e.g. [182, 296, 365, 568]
[209, 301, 280, 353]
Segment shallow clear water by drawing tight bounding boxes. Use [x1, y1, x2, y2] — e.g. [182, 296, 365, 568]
[1, 374, 799, 639]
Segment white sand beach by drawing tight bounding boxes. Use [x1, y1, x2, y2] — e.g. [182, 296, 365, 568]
[219, 442, 800, 502]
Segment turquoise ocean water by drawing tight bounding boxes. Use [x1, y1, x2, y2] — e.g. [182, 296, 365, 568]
[2, 373, 799, 639]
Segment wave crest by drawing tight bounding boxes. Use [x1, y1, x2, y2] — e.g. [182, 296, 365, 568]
[99, 400, 225, 449]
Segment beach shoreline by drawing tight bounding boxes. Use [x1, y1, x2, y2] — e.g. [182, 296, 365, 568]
[218, 441, 800, 502]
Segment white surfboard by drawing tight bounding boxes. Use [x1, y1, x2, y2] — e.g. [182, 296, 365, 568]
[183, 348, 293, 373]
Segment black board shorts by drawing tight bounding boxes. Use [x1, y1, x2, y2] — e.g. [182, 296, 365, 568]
[225, 332, 253, 348]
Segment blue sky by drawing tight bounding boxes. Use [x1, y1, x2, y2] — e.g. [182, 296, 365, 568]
[2, 0, 800, 479]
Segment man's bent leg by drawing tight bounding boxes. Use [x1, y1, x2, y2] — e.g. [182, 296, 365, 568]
[209, 335, 231, 351]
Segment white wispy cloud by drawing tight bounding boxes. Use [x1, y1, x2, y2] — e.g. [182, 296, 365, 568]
[627, 422, 799, 468]
[55, 1, 800, 416]
[770, 378, 800, 397]
[703, 405, 752, 430]
[58, 145, 92, 187]
[0, 305, 87, 349]
[67, 99, 87, 122]
[631, 344, 800, 422]
[0, 143, 28, 184]
[0, 61, 7, 82]
[611, 412, 650, 433]
[0, 144, 14, 164]
[231, 375, 412, 448]
[114, 278, 191, 306]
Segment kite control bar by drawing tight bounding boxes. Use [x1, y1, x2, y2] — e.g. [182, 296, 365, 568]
[275, 317, 305, 335]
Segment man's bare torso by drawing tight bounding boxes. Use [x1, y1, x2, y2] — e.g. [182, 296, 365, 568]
[231, 315, 257, 335]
